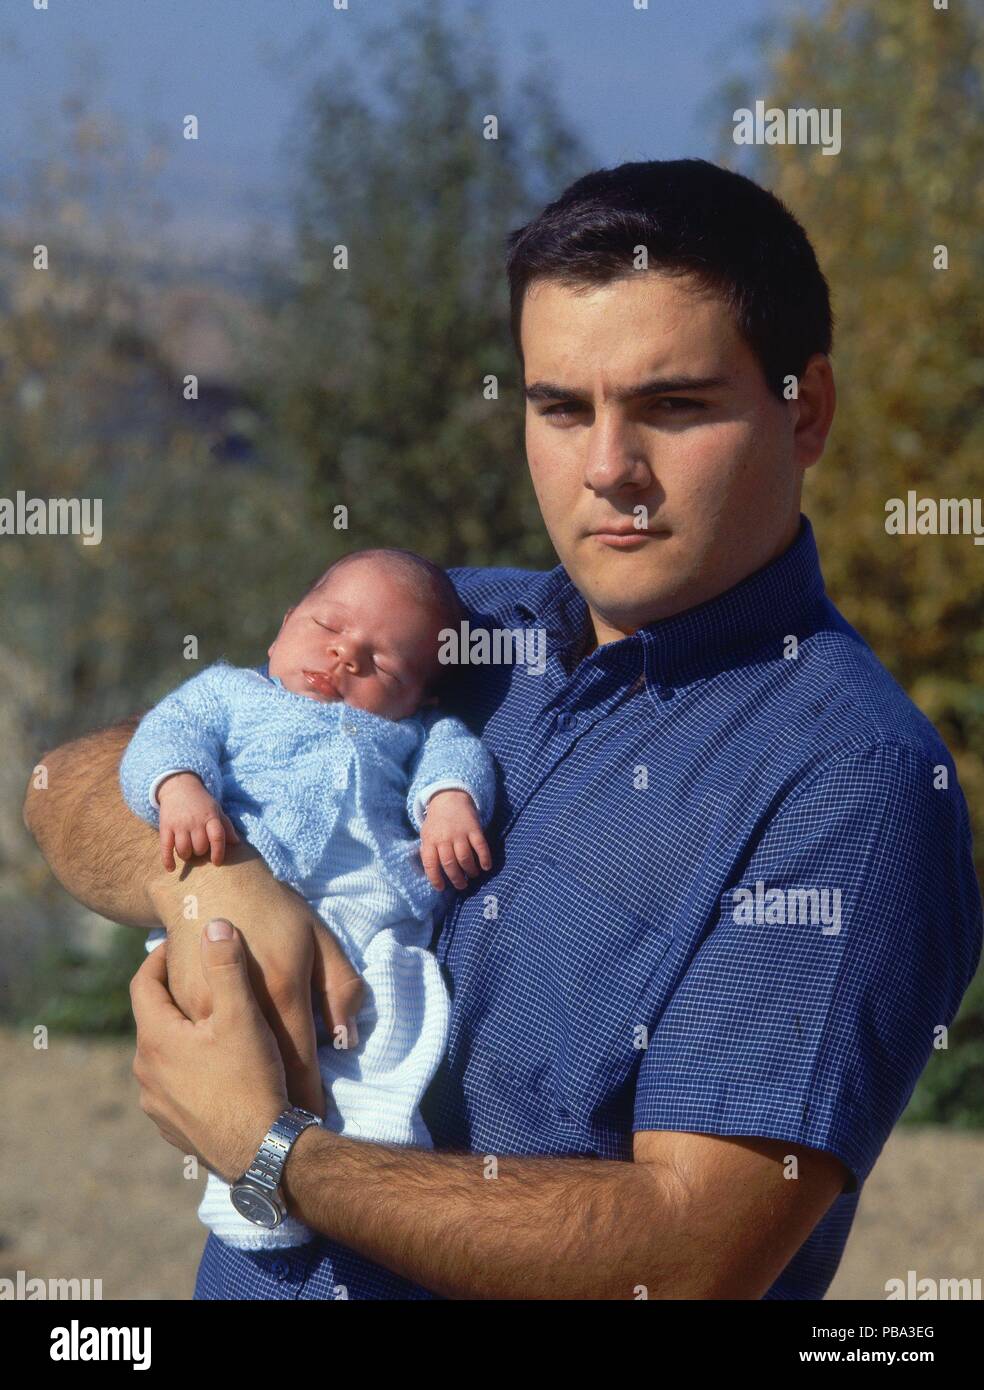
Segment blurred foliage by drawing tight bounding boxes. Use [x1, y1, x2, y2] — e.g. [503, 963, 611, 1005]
[250, 2, 583, 568]
[13, 925, 147, 1037]
[902, 969, 984, 1129]
[715, 0, 984, 1126]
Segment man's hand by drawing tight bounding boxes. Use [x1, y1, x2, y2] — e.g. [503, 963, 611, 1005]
[132, 919, 290, 1183]
[150, 844, 363, 1115]
[420, 789, 493, 891]
[157, 772, 240, 870]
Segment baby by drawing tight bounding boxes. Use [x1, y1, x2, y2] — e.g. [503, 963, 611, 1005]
[120, 547, 496, 1249]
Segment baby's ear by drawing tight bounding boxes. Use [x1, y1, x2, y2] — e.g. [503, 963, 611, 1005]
[268, 607, 295, 655]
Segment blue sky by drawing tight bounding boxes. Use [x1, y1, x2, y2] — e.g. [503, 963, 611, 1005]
[0, 0, 797, 254]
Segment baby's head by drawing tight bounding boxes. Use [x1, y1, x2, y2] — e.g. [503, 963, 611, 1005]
[267, 548, 463, 721]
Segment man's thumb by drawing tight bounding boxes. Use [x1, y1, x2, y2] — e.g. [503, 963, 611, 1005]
[201, 918, 256, 1017]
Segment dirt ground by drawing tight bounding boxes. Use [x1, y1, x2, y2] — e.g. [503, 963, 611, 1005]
[1, 1025, 981, 1300]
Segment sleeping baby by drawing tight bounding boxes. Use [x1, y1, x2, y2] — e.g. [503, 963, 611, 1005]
[120, 546, 496, 1250]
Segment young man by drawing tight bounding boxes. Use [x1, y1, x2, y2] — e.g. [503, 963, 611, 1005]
[26, 159, 982, 1300]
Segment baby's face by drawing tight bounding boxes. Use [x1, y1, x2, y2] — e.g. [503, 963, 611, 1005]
[267, 558, 442, 721]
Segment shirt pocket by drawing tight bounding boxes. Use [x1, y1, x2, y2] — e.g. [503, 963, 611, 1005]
[485, 851, 675, 1128]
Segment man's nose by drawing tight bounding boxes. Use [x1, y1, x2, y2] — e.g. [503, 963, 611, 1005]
[583, 413, 653, 495]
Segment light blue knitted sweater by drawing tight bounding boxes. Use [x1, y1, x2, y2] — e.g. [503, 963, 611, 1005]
[119, 661, 497, 923]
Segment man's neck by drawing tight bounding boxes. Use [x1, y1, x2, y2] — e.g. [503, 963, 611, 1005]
[587, 613, 631, 651]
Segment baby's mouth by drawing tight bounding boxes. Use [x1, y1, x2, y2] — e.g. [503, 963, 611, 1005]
[302, 668, 342, 700]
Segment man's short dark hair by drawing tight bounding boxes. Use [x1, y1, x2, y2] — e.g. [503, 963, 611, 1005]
[506, 158, 833, 400]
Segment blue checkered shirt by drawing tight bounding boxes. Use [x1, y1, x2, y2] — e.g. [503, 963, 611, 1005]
[195, 516, 981, 1300]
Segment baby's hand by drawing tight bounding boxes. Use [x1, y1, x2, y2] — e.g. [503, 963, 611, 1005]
[156, 772, 240, 871]
[420, 789, 493, 891]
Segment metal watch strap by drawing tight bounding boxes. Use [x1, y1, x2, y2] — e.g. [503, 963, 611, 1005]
[242, 1106, 322, 1193]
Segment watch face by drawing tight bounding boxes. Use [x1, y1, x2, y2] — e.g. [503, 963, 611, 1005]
[231, 1184, 282, 1228]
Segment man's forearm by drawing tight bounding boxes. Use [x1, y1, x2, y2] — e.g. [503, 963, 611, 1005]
[23, 720, 162, 928]
[281, 1128, 693, 1300]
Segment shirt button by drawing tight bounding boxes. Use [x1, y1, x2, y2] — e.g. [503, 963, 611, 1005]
[555, 711, 576, 731]
[272, 1260, 289, 1281]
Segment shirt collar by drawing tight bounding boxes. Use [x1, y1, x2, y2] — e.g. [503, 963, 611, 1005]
[510, 515, 827, 685]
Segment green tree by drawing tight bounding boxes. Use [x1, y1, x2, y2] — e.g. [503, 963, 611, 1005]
[254, 0, 589, 569]
[0, 92, 328, 1017]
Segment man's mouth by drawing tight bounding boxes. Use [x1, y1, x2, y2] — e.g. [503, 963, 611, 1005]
[302, 669, 342, 699]
[587, 524, 668, 549]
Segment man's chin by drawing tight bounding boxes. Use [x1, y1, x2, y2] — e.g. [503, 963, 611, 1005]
[583, 578, 694, 635]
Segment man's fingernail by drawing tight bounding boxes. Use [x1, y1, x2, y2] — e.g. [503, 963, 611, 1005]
[206, 919, 233, 940]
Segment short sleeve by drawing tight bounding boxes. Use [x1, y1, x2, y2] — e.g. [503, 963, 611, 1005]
[632, 743, 982, 1190]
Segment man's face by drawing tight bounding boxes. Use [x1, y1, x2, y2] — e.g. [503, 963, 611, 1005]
[521, 271, 818, 642]
[267, 558, 439, 721]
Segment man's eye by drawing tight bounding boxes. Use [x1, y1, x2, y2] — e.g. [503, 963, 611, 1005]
[542, 398, 705, 419]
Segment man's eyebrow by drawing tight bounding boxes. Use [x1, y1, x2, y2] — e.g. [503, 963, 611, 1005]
[524, 375, 730, 403]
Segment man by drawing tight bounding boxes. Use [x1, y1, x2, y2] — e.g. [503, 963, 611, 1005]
[25, 159, 982, 1300]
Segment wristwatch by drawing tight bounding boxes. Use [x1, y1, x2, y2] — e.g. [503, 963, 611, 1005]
[230, 1107, 323, 1228]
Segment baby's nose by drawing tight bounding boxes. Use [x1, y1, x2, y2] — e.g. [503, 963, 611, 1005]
[329, 636, 366, 671]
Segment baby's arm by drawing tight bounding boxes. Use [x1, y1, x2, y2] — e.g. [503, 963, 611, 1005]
[119, 665, 240, 870]
[419, 788, 492, 891]
[406, 712, 497, 892]
[155, 771, 239, 871]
